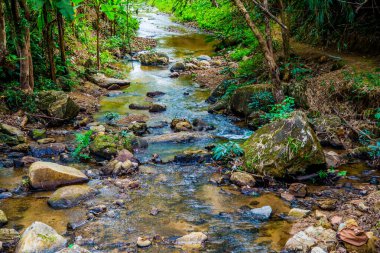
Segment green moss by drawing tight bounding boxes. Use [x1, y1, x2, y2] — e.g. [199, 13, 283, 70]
[37, 233, 57, 243]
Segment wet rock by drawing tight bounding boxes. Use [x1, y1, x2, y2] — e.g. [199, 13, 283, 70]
[139, 165, 158, 175]
[250, 206, 272, 220]
[129, 103, 151, 110]
[138, 52, 169, 66]
[229, 84, 272, 117]
[107, 90, 124, 97]
[311, 115, 344, 148]
[48, 185, 95, 209]
[241, 187, 260, 196]
[36, 91, 80, 125]
[288, 208, 311, 218]
[281, 192, 295, 202]
[0, 210, 7, 226]
[173, 151, 212, 164]
[103, 149, 138, 176]
[0, 192, 12, 199]
[146, 91, 165, 98]
[317, 198, 337, 210]
[150, 207, 160, 216]
[209, 173, 227, 185]
[30, 129, 47, 140]
[127, 122, 148, 136]
[15, 221, 67, 253]
[88, 73, 130, 89]
[192, 118, 215, 131]
[56, 244, 90, 253]
[37, 138, 56, 144]
[198, 60, 211, 69]
[169, 72, 180, 78]
[0, 123, 25, 145]
[30, 143, 66, 158]
[0, 228, 20, 249]
[207, 99, 228, 114]
[197, 55, 211, 61]
[29, 161, 88, 190]
[243, 111, 325, 178]
[11, 143, 30, 152]
[89, 133, 135, 159]
[21, 156, 39, 167]
[206, 81, 228, 104]
[230, 171, 255, 187]
[288, 183, 307, 197]
[170, 61, 186, 72]
[285, 226, 337, 253]
[324, 150, 343, 168]
[175, 232, 207, 246]
[137, 236, 152, 247]
[171, 118, 192, 132]
[149, 104, 167, 113]
[88, 205, 107, 215]
[143, 132, 213, 143]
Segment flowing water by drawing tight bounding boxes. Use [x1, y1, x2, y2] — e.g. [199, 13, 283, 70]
[1, 7, 293, 253]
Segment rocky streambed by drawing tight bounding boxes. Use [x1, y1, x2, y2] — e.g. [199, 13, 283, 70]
[0, 6, 379, 253]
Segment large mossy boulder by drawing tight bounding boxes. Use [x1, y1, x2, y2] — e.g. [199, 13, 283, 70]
[243, 111, 325, 178]
[29, 161, 88, 190]
[0, 123, 26, 146]
[138, 52, 169, 66]
[16, 221, 67, 253]
[36, 91, 80, 125]
[229, 84, 272, 117]
[89, 133, 136, 159]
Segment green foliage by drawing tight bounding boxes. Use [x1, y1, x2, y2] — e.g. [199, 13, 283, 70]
[72, 130, 93, 160]
[212, 141, 244, 161]
[237, 53, 264, 79]
[318, 170, 328, 179]
[230, 48, 251, 61]
[248, 91, 275, 112]
[262, 97, 295, 122]
[104, 112, 120, 123]
[358, 129, 374, 146]
[343, 70, 380, 99]
[1, 82, 37, 112]
[368, 141, 380, 159]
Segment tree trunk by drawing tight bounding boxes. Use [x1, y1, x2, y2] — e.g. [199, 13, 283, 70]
[43, 5, 56, 82]
[0, 0, 6, 64]
[211, 0, 219, 7]
[57, 11, 67, 75]
[96, 3, 100, 71]
[10, 0, 34, 92]
[279, 0, 290, 59]
[232, 0, 283, 102]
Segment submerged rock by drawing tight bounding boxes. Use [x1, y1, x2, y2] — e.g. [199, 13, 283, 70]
[243, 111, 325, 178]
[143, 132, 213, 143]
[230, 171, 255, 187]
[250, 206, 272, 220]
[146, 91, 165, 98]
[36, 91, 80, 125]
[55, 244, 90, 253]
[0, 228, 20, 249]
[138, 52, 169, 66]
[128, 122, 148, 136]
[175, 232, 207, 246]
[149, 104, 166, 113]
[29, 161, 88, 190]
[48, 185, 95, 209]
[30, 143, 66, 158]
[171, 118, 192, 132]
[16, 221, 67, 253]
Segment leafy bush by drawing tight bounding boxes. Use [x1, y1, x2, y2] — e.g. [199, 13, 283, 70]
[72, 130, 93, 161]
[249, 91, 275, 112]
[213, 141, 244, 161]
[262, 97, 295, 121]
[1, 82, 37, 112]
[230, 48, 251, 61]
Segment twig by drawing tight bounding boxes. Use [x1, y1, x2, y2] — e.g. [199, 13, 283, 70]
[252, 0, 288, 30]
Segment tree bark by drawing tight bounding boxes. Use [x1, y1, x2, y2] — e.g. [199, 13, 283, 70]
[232, 0, 283, 101]
[10, 0, 34, 92]
[57, 11, 67, 74]
[43, 5, 56, 82]
[96, 2, 100, 71]
[279, 0, 290, 59]
[0, 0, 6, 64]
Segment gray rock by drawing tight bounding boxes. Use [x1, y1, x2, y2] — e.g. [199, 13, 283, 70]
[250, 206, 272, 220]
[197, 55, 211, 61]
[16, 221, 67, 253]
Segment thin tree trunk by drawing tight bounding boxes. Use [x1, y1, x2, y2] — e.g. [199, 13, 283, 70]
[211, 0, 219, 7]
[43, 5, 56, 82]
[57, 11, 67, 75]
[96, 3, 100, 71]
[279, 0, 289, 59]
[10, 0, 33, 92]
[232, 0, 283, 101]
[0, 0, 6, 63]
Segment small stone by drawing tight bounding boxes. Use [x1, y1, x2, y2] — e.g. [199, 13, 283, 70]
[150, 207, 160, 216]
[37, 138, 56, 144]
[281, 192, 295, 202]
[288, 208, 311, 218]
[250, 206, 272, 220]
[230, 171, 255, 187]
[175, 232, 207, 246]
[137, 236, 151, 247]
[114, 199, 125, 206]
[317, 198, 337, 210]
[311, 247, 327, 253]
[315, 210, 327, 219]
[88, 205, 107, 215]
[330, 216, 343, 226]
[90, 125, 105, 133]
[288, 183, 307, 197]
[0, 210, 8, 226]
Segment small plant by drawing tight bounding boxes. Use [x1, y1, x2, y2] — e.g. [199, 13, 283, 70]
[318, 170, 328, 179]
[358, 129, 373, 146]
[248, 91, 275, 111]
[368, 141, 380, 159]
[104, 112, 120, 123]
[72, 130, 93, 161]
[337, 170, 347, 177]
[212, 141, 244, 161]
[262, 97, 295, 121]
[286, 137, 302, 158]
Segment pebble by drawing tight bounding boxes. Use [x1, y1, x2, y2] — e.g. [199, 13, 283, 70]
[250, 206, 272, 220]
[137, 236, 152, 247]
